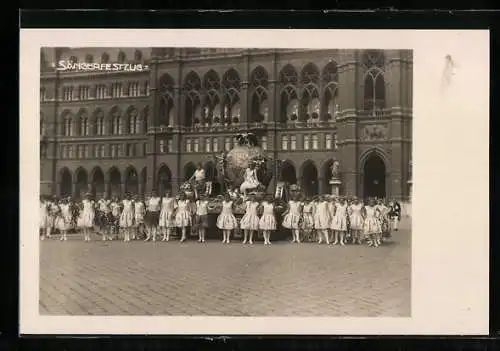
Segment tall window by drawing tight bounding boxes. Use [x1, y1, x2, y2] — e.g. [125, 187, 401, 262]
[144, 81, 150, 96]
[325, 133, 332, 149]
[333, 133, 338, 150]
[84, 145, 90, 158]
[112, 114, 122, 135]
[63, 87, 73, 101]
[111, 145, 117, 157]
[77, 145, 84, 159]
[186, 138, 192, 152]
[290, 135, 297, 150]
[99, 145, 105, 158]
[101, 52, 109, 64]
[205, 138, 211, 152]
[193, 138, 199, 152]
[63, 115, 72, 136]
[363, 50, 386, 114]
[167, 139, 173, 152]
[112, 83, 123, 98]
[96, 85, 107, 99]
[85, 54, 94, 63]
[261, 136, 267, 150]
[281, 135, 289, 150]
[213, 137, 219, 152]
[127, 143, 135, 157]
[96, 116, 104, 135]
[225, 137, 231, 151]
[93, 145, 99, 158]
[128, 82, 140, 97]
[80, 113, 89, 136]
[68, 145, 74, 158]
[312, 134, 319, 150]
[117, 51, 126, 63]
[304, 135, 310, 150]
[129, 109, 138, 134]
[159, 140, 165, 153]
[79, 86, 90, 100]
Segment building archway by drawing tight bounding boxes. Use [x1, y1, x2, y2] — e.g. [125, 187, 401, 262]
[90, 167, 105, 197]
[301, 160, 318, 196]
[363, 153, 386, 199]
[124, 166, 139, 194]
[108, 167, 122, 197]
[280, 160, 297, 185]
[157, 165, 172, 195]
[74, 168, 88, 199]
[59, 168, 72, 198]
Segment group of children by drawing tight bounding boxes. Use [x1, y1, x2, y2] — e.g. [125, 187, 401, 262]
[39, 191, 402, 248]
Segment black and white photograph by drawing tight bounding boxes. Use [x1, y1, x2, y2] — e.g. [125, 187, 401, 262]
[38, 46, 412, 317]
[20, 29, 489, 335]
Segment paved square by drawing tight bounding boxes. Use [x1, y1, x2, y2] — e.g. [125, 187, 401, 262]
[39, 219, 411, 317]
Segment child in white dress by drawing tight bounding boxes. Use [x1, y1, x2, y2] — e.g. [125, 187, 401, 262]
[216, 194, 238, 244]
[56, 199, 72, 241]
[79, 193, 95, 242]
[109, 196, 122, 240]
[331, 197, 348, 246]
[39, 197, 52, 240]
[314, 195, 331, 244]
[301, 197, 315, 242]
[133, 195, 146, 240]
[239, 194, 260, 245]
[282, 194, 303, 243]
[159, 190, 177, 242]
[258, 195, 277, 245]
[348, 197, 364, 244]
[120, 194, 135, 242]
[195, 194, 210, 243]
[175, 193, 193, 242]
[363, 198, 382, 248]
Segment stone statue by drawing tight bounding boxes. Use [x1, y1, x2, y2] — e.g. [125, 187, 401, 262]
[330, 161, 340, 180]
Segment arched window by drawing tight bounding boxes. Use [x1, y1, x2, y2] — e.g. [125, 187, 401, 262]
[69, 56, 78, 64]
[222, 68, 241, 124]
[109, 107, 122, 135]
[322, 61, 339, 120]
[128, 107, 139, 134]
[96, 84, 107, 99]
[78, 85, 89, 100]
[61, 111, 73, 136]
[183, 71, 202, 127]
[279, 64, 299, 122]
[85, 54, 94, 63]
[117, 51, 126, 63]
[363, 50, 386, 114]
[94, 109, 105, 135]
[63, 86, 74, 101]
[111, 83, 123, 98]
[101, 52, 109, 64]
[40, 87, 46, 102]
[250, 66, 269, 122]
[128, 81, 140, 97]
[203, 70, 221, 123]
[78, 110, 89, 136]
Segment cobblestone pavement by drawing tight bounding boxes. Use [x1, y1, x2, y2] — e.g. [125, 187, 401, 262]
[39, 218, 411, 317]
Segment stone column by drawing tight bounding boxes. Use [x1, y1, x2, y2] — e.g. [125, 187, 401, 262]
[240, 52, 250, 124]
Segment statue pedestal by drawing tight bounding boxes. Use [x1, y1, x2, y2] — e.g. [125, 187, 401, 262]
[329, 178, 341, 196]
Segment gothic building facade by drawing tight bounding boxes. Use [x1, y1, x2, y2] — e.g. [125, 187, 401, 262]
[39, 48, 412, 200]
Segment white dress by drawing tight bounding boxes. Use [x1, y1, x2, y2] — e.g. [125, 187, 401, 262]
[56, 203, 72, 231]
[313, 201, 331, 230]
[119, 199, 135, 228]
[239, 201, 260, 230]
[159, 197, 177, 228]
[348, 203, 364, 230]
[363, 206, 382, 234]
[216, 201, 238, 230]
[240, 168, 260, 192]
[282, 200, 302, 229]
[331, 203, 348, 231]
[175, 200, 192, 227]
[259, 202, 276, 230]
[39, 201, 50, 228]
[78, 199, 95, 228]
[134, 201, 145, 225]
[301, 203, 315, 230]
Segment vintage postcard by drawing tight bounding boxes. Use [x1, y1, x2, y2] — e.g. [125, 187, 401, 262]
[19, 29, 489, 335]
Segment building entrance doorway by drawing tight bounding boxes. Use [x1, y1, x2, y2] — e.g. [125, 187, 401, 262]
[363, 154, 386, 199]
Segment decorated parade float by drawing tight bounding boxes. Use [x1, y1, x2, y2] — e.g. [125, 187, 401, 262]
[177, 132, 304, 238]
